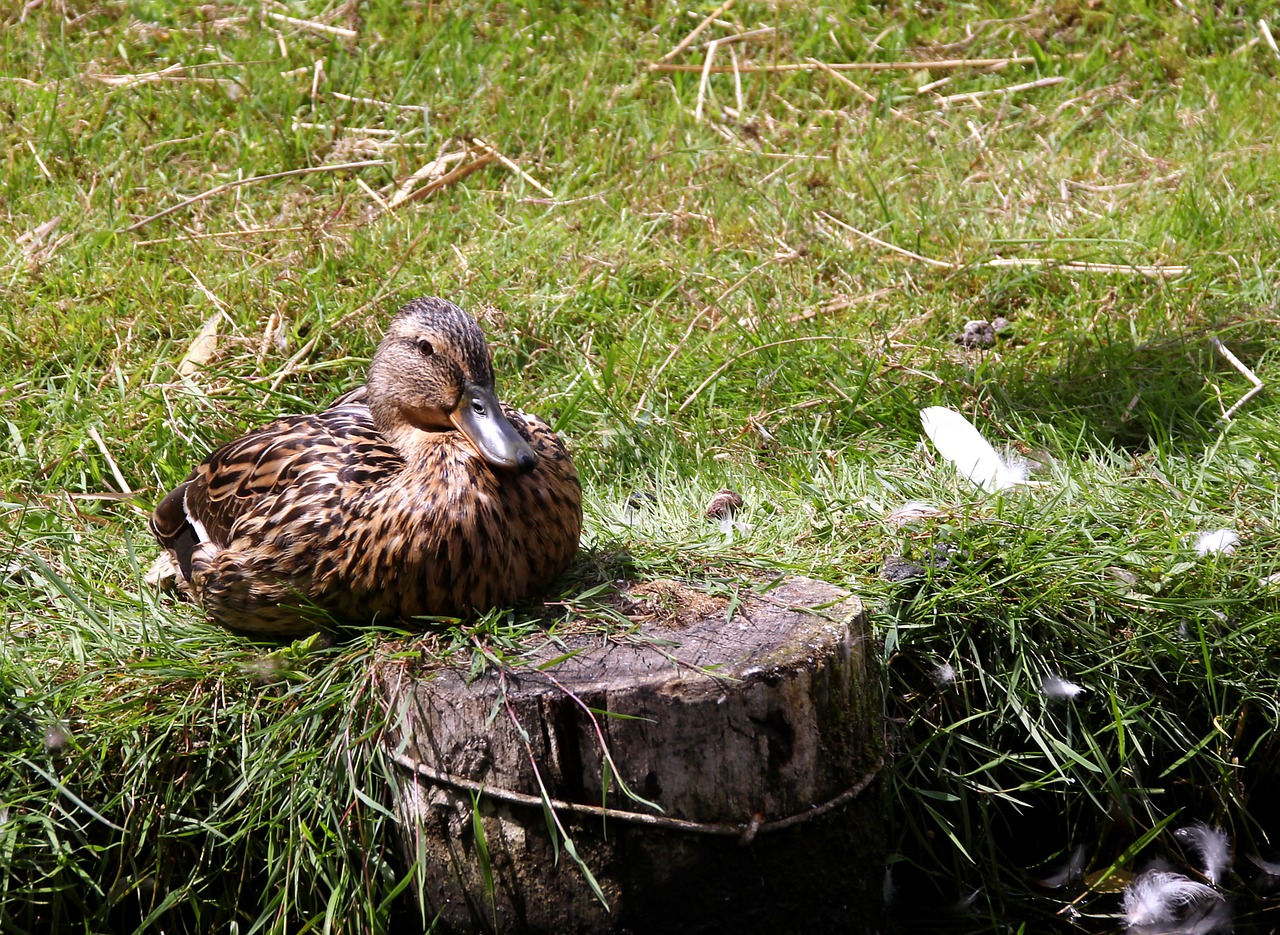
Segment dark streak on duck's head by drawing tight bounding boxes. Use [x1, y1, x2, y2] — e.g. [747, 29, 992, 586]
[367, 297, 538, 474]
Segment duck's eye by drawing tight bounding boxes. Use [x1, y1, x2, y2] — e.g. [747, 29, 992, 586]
[416, 339, 434, 357]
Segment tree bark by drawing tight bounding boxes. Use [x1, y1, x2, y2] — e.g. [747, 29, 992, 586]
[382, 576, 884, 934]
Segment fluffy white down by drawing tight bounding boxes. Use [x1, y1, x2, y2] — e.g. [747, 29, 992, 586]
[1193, 529, 1239, 556]
[1175, 823, 1231, 886]
[1122, 869, 1221, 927]
[1040, 676, 1087, 700]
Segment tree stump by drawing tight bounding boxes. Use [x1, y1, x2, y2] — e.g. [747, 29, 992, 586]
[381, 576, 884, 934]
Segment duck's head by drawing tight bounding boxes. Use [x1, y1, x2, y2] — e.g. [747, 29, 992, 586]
[367, 297, 539, 474]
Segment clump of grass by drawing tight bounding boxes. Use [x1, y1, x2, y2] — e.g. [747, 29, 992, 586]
[3, 0, 1280, 931]
[0, 566, 408, 932]
[874, 425, 1280, 921]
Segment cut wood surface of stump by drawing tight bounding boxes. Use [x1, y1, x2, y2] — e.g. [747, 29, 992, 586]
[382, 576, 884, 934]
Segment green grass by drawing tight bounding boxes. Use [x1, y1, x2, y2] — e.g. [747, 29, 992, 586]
[2, 0, 1280, 930]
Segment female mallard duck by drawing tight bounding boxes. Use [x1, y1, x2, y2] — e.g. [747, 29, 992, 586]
[150, 296, 582, 637]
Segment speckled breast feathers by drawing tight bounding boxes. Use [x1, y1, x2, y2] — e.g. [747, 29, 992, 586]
[150, 297, 582, 635]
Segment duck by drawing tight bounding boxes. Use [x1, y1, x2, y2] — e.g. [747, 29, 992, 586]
[150, 296, 583, 637]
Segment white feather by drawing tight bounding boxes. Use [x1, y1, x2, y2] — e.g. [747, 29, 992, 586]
[1040, 676, 1087, 700]
[1176, 823, 1231, 886]
[886, 500, 943, 526]
[1247, 853, 1280, 876]
[1032, 844, 1086, 889]
[1193, 529, 1239, 556]
[920, 407, 1027, 492]
[1122, 869, 1221, 928]
[143, 552, 177, 588]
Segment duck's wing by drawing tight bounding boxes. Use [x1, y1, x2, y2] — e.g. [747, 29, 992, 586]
[329, 384, 367, 408]
[150, 404, 398, 579]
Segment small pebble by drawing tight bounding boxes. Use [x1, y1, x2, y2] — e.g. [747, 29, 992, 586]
[705, 488, 744, 520]
[881, 543, 959, 582]
[1106, 566, 1139, 586]
[881, 555, 927, 582]
[626, 490, 658, 511]
[956, 319, 996, 348]
[926, 542, 958, 570]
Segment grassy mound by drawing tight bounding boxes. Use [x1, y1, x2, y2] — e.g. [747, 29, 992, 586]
[2, 1, 1278, 930]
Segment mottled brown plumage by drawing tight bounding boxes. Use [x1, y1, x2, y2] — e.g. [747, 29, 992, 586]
[150, 297, 582, 636]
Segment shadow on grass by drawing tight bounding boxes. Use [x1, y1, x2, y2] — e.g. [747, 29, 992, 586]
[987, 319, 1271, 453]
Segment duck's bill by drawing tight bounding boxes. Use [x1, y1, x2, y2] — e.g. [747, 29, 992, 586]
[451, 385, 539, 473]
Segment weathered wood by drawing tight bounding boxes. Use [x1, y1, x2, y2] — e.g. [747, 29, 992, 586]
[382, 577, 883, 934]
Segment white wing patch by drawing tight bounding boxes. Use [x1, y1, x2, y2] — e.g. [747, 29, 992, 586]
[183, 490, 212, 543]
